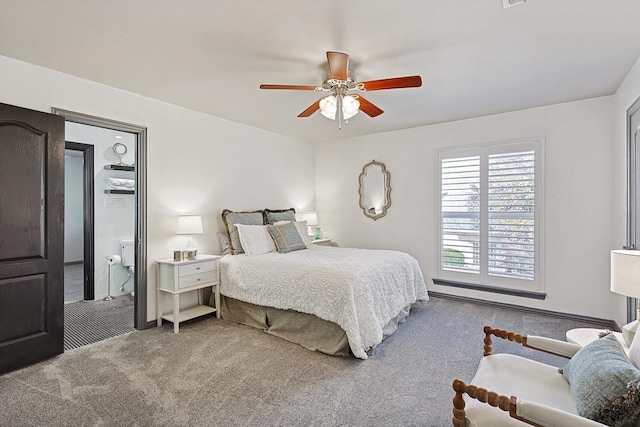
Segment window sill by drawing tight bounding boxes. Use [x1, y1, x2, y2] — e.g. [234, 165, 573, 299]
[432, 278, 546, 300]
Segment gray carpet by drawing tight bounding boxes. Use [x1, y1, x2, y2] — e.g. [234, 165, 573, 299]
[1, 296, 609, 426]
[64, 296, 135, 350]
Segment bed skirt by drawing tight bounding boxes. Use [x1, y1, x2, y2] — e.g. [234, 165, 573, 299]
[217, 295, 411, 357]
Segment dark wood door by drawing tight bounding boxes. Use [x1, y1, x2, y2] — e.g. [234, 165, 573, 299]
[0, 102, 65, 374]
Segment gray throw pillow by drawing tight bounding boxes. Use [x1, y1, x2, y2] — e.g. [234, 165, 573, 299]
[221, 209, 264, 255]
[563, 333, 640, 426]
[266, 223, 306, 254]
[264, 208, 296, 224]
[216, 231, 230, 255]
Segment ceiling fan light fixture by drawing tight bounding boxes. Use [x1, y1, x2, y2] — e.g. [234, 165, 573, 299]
[319, 95, 337, 120]
[342, 95, 360, 120]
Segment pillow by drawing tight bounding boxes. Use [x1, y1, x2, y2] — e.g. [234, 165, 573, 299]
[274, 220, 312, 247]
[221, 209, 265, 255]
[216, 231, 230, 255]
[264, 208, 296, 225]
[563, 333, 640, 426]
[234, 224, 276, 256]
[628, 330, 640, 370]
[266, 223, 306, 254]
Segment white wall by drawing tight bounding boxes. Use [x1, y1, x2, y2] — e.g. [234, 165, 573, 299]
[612, 56, 640, 326]
[64, 153, 83, 263]
[0, 55, 316, 322]
[316, 96, 617, 321]
[66, 122, 137, 299]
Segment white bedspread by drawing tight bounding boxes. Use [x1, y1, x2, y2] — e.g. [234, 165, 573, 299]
[220, 245, 428, 359]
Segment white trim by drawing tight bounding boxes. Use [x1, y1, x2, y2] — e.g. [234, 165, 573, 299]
[435, 137, 545, 293]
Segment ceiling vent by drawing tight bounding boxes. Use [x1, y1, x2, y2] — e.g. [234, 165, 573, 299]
[503, 0, 526, 9]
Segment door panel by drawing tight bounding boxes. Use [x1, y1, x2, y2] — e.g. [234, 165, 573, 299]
[0, 124, 46, 260]
[0, 102, 64, 374]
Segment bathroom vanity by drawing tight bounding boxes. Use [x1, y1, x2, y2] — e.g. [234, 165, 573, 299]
[156, 254, 221, 333]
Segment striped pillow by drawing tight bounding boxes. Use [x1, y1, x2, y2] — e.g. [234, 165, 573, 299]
[266, 223, 306, 253]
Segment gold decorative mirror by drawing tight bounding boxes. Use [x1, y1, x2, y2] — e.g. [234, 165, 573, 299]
[358, 160, 391, 220]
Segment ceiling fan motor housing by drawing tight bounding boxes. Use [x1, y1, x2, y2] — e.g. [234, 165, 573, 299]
[322, 70, 358, 92]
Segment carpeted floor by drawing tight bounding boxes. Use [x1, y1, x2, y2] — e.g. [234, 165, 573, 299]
[1, 296, 609, 427]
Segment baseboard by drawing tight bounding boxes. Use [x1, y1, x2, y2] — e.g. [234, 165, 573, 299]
[429, 291, 620, 331]
[143, 320, 156, 330]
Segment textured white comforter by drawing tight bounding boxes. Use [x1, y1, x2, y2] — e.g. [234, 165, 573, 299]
[220, 245, 428, 359]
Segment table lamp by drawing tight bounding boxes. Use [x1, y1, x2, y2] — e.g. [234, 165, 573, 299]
[611, 249, 640, 345]
[177, 215, 203, 250]
[302, 212, 318, 237]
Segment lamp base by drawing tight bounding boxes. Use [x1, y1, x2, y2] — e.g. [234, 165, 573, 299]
[184, 236, 195, 251]
[622, 320, 639, 346]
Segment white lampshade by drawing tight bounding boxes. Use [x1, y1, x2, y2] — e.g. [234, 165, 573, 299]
[319, 94, 360, 121]
[611, 250, 640, 298]
[176, 215, 203, 235]
[302, 212, 318, 226]
[342, 95, 360, 120]
[611, 249, 640, 345]
[319, 95, 337, 120]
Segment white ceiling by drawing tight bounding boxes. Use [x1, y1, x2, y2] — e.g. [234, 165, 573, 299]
[1, 0, 639, 142]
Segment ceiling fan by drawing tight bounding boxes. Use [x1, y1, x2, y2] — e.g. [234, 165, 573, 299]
[259, 51, 422, 129]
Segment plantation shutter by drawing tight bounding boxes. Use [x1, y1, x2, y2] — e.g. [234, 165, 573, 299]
[441, 156, 480, 273]
[487, 151, 535, 280]
[438, 140, 541, 292]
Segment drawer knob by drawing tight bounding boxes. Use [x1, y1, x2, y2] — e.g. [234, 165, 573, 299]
[197, 278, 200, 281]
[196, 267, 200, 270]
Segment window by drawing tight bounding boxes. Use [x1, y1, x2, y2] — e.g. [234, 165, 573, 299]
[437, 140, 543, 293]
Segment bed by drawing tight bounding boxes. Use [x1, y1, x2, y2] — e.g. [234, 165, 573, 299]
[216, 244, 428, 359]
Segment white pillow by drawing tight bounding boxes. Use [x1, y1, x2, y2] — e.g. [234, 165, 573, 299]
[234, 224, 276, 256]
[274, 220, 312, 247]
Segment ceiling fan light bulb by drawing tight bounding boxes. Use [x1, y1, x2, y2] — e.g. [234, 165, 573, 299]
[342, 95, 360, 119]
[319, 95, 337, 120]
[343, 109, 359, 120]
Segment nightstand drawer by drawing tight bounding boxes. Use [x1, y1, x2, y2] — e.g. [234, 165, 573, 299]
[178, 271, 216, 289]
[178, 262, 216, 277]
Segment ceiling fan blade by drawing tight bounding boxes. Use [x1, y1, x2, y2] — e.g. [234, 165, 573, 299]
[297, 100, 321, 117]
[360, 75, 422, 91]
[259, 84, 318, 91]
[356, 96, 384, 117]
[326, 51, 349, 80]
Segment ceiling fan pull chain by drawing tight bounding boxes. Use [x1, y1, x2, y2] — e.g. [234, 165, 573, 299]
[337, 93, 343, 129]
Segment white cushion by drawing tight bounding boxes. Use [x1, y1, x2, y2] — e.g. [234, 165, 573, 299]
[516, 400, 607, 427]
[464, 354, 576, 427]
[629, 332, 640, 370]
[234, 224, 276, 256]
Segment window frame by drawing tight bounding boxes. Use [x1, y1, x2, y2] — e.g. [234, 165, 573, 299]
[436, 138, 545, 294]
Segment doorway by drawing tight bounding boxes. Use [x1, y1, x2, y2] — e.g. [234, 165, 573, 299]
[54, 108, 148, 331]
[65, 142, 94, 302]
[626, 95, 640, 323]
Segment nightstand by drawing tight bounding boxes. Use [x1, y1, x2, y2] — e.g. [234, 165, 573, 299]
[156, 254, 221, 333]
[310, 238, 333, 246]
[566, 328, 630, 355]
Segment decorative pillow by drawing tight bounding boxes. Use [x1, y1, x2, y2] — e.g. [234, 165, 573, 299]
[264, 208, 296, 225]
[221, 209, 265, 255]
[235, 224, 276, 256]
[628, 330, 640, 370]
[563, 333, 640, 426]
[266, 223, 306, 254]
[274, 220, 312, 247]
[216, 231, 230, 255]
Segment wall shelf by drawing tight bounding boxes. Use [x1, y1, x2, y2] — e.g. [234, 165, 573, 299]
[104, 189, 134, 195]
[104, 164, 134, 172]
